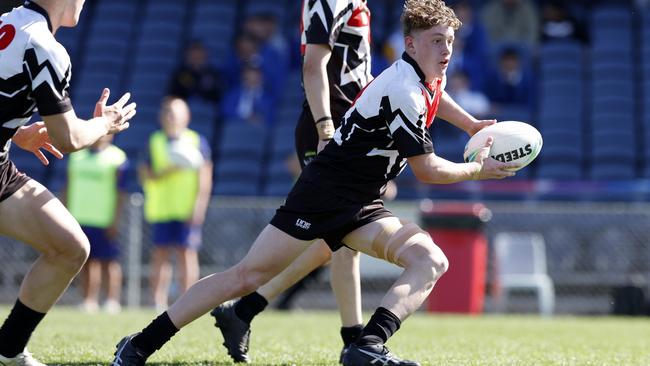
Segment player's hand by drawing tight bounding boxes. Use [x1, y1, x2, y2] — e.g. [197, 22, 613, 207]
[12, 122, 64, 165]
[94, 88, 137, 134]
[472, 136, 518, 179]
[467, 119, 496, 136]
[317, 139, 329, 153]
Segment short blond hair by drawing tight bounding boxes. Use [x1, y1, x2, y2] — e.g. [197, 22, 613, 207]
[401, 0, 462, 36]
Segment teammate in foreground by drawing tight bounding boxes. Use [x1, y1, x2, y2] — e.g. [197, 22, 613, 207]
[211, 0, 372, 362]
[0, 1, 136, 365]
[111, 1, 515, 365]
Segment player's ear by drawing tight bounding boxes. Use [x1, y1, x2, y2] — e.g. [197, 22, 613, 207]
[404, 34, 415, 55]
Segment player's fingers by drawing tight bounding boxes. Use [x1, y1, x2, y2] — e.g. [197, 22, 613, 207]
[505, 163, 522, 170]
[44, 143, 64, 159]
[483, 136, 494, 147]
[123, 108, 137, 122]
[113, 92, 131, 108]
[34, 150, 49, 165]
[122, 102, 137, 118]
[97, 88, 110, 107]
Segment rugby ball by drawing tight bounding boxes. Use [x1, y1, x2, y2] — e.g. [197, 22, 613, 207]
[463, 121, 542, 171]
[168, 139, 204, 169]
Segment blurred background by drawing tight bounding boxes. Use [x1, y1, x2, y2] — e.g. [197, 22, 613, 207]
[1, 0, 650, 317]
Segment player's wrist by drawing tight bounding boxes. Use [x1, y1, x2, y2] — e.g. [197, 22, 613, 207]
[315, 116, 335, 140]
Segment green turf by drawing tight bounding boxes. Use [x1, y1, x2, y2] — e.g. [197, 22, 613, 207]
[2, 306, 649, 365]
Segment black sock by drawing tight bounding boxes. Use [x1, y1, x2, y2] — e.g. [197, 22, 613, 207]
[356, 307, 401, 346]
[131, 312, 179, 355]
[235, 292, 268, 324]
[340, 324, 364, 347]
[0, 299, 46, 358]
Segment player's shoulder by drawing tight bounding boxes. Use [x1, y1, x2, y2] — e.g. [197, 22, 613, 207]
[25, 24, 70, 74]
[379, 61, 426, 108]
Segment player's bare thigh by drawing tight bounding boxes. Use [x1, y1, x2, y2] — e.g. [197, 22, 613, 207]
[341, 217, 441, 267]
[236, 224, 314, 276]
[0, 179, 87, 254]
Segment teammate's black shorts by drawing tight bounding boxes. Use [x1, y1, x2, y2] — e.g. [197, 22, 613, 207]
[295, 100, 350, 168]
[270, 178, 393, 251]
[0, 160, 30, 202]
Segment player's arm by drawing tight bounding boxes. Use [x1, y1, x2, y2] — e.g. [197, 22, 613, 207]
[437, 91, 495, 136]
[303, 43, 335, 145]
[43, 89, 135, 153]
[408, 137, 515, 183]
[190, 159, 213, 226]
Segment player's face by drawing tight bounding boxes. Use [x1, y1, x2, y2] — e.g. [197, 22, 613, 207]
[407, 25, 454, 81]
[61, 0, 85, 27]
[160, 100, 190, 138]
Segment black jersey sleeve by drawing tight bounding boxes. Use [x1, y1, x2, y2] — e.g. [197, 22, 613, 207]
[304, 0, 353, 48]
[25, 39, 72, 116]
[384, 86, 433, 158]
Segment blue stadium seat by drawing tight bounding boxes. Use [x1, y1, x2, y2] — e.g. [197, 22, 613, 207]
[590, 163, 636, 180]
[537, 162, 583, 180]
[540, 63, 583, 83]
[591, 63, 633, 83]
[367, 0, 389, 44]
[263, 159, 295, 197]
[540, 80, 584, 102]
[591, 112, 634, 133]
[591, 7, 632, 27]
[591, 80, 634, 101]
[590, 98, 635, 126]
[540, 41, 584, 63]
[217, 123, 268, 159]
[213, 158, 263, 196]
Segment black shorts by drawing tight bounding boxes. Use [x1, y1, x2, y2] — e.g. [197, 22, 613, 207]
[0, 159, 30, 202]
[295, 101, 350, 168]
[270, 178, 394, 251]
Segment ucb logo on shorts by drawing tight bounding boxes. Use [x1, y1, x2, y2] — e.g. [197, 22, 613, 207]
[492, 144, 533, 163]
[295, 219, 311, 230]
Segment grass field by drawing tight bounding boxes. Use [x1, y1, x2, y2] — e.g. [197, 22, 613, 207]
[3, 306, 649, 366]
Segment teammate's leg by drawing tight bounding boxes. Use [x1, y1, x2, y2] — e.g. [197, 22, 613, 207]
[341, 217, 448, 366]
[330, 247, 364, 357]
[176, 247, 199, 293]
[150, 246, 172, 310]
[113, 224, 312, 364]
[0, 179, 89, 359]
[211, 239, 331, 363]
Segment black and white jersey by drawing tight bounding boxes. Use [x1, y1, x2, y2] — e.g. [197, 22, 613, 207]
[301, 53, 443, 203]
[0, 1, 72, 163]
[300, 0, 372, 109]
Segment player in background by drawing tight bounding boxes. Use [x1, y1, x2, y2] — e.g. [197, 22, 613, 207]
[211, 0, 371, 362]
[111, 1, 516, 365]
[65, 134, 129, 314]
[140, 97, 212, 312]
[0, 0, 136, 364]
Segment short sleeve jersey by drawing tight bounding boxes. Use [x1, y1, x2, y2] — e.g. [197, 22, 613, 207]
[301, 0, 372, 109]
[301, 53, 443, 203]
[0, 1, 73, 163]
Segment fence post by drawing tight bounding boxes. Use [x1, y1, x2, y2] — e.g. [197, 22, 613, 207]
[126, 193, 144, 308]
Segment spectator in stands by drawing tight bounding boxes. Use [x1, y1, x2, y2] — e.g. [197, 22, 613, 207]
[66, 134, 128, 314]
[447, 70, 491, 120]
[449, 1, 490, 92]
[241, 12, 288, 97]
[540, 0, 589, 44]
[481, 0, 540, 47]
[139, 97, 213, 312]
[222, 33, 264, 91]
[221, 63, 275, 127]
[168, 41, 222, 103]
[486, 47, 534, 110]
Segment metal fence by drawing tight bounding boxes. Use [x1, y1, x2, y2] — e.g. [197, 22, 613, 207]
[1, 196, 649, 316]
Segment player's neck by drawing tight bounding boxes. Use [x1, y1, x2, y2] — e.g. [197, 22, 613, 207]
[29, 0, 63, 34]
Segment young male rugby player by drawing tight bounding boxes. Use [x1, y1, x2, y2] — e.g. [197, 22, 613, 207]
[112, 1, 515, 365]
[0, 0, 135, 364]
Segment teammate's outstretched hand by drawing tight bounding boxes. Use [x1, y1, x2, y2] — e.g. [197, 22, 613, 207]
[12, 122, 63, 165]
[472, 136, 519, 179]
[94, 88, 137, 134]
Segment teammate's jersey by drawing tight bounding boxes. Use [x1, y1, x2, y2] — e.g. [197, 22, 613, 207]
[0, 1, 72, 163]
[301, 52, 443, 203]
[300, 0, 372, 111]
